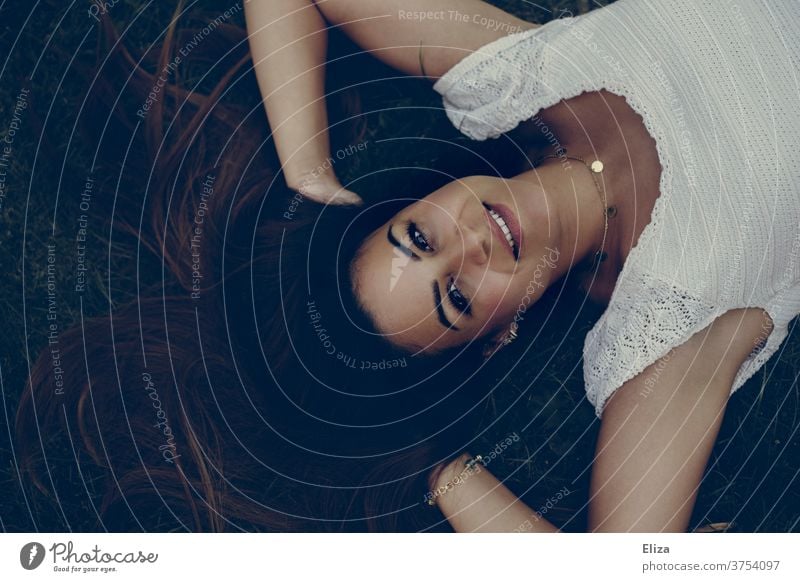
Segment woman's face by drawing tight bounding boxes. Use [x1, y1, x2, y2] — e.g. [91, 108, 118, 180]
[351, 175, 561, 352]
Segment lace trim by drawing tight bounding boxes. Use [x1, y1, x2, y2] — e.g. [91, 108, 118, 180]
[584, 267, 792, 418]
[583, 269, 718, 417]
[432, 15, 580, 141]
[431, 24, 552, 96]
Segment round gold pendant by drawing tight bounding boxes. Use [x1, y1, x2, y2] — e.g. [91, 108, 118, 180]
[590, 160, 604, 173]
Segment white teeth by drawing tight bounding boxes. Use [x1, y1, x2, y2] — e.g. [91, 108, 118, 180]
[488, 208, 516, 252]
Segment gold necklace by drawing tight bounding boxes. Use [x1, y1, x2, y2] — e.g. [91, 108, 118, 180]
[535, 150, 618, 270]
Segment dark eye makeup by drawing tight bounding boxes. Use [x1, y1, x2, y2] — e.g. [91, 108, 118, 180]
[406, 221, 432, 252]
[446, 278, 472, 315]
[405, 220, 472, 317]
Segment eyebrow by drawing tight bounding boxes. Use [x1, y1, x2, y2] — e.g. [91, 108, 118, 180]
[432, 281, 459, 331]
[387, 224, 420, 260]
[387, 224, 459, 331]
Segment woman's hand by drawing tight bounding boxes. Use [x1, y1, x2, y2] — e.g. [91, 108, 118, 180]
[290, 167, 363, 206]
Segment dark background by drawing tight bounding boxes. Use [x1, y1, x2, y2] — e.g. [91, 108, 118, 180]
[0, 0, 797, 532]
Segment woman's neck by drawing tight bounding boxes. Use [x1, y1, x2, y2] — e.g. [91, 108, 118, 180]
[511, 153, 619, 282]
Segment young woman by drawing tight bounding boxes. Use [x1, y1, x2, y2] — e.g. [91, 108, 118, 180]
[17, 0, 798, 533]
[245, 0, 800, 532]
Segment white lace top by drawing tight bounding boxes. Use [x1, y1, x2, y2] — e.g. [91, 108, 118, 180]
[433, 0, 800, 417]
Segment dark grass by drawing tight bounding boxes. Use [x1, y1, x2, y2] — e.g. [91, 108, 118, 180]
[1, 0, 798, 532]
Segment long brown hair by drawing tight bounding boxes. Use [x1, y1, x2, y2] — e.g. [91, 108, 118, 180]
[16, 3, 500, 532]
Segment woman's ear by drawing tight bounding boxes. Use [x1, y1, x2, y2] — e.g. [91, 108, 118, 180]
[481, 327, 510, 360]
[481, 321, 519, 360]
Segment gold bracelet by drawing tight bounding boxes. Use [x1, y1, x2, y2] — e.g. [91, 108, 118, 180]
[464, 454, 485, 471]
[424, 454, 485, 506]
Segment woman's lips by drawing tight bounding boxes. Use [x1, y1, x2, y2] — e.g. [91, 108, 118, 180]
[484, 203, 522, 261]
[486, 202, 522, 260]
[492, 203, 522, 257]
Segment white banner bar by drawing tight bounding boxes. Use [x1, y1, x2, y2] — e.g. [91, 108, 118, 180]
[1, 533, 797, 581]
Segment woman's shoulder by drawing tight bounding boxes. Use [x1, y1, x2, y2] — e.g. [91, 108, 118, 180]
[431, 14, 586, 141]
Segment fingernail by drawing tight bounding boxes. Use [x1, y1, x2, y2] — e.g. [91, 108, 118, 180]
[339, 193, 363, 205]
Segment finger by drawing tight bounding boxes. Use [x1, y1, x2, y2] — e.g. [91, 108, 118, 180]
[298, 190, 363, 206]
[327, 189, 364, 206]
[300, 187, 363, 206]
[297, 182, 363, 206]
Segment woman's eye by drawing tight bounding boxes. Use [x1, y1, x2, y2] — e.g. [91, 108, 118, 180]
[446, 278, 471, 315]
[406, 221, 433, 252]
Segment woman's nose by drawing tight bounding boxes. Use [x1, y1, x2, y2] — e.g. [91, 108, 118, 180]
[460, 224, 489, 265]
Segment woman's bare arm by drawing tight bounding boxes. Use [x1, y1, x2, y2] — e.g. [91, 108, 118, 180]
[244, 0, 535, 205]
[589, 308, 769, 532]
[244, 0, 361, 205]
[431, 453, 559, 532]
[434, 308, 770, 533]
[311, 0, 537, 79]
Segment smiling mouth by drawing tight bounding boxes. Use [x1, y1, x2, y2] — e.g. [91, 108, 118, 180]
[483, 203, 519, 260]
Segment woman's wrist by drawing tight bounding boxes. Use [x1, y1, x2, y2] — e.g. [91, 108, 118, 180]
[425, 452, 483, 507]
[427, 452, 560, 533]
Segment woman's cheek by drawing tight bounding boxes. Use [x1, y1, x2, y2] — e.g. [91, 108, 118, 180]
[477, 278, 521, 327]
